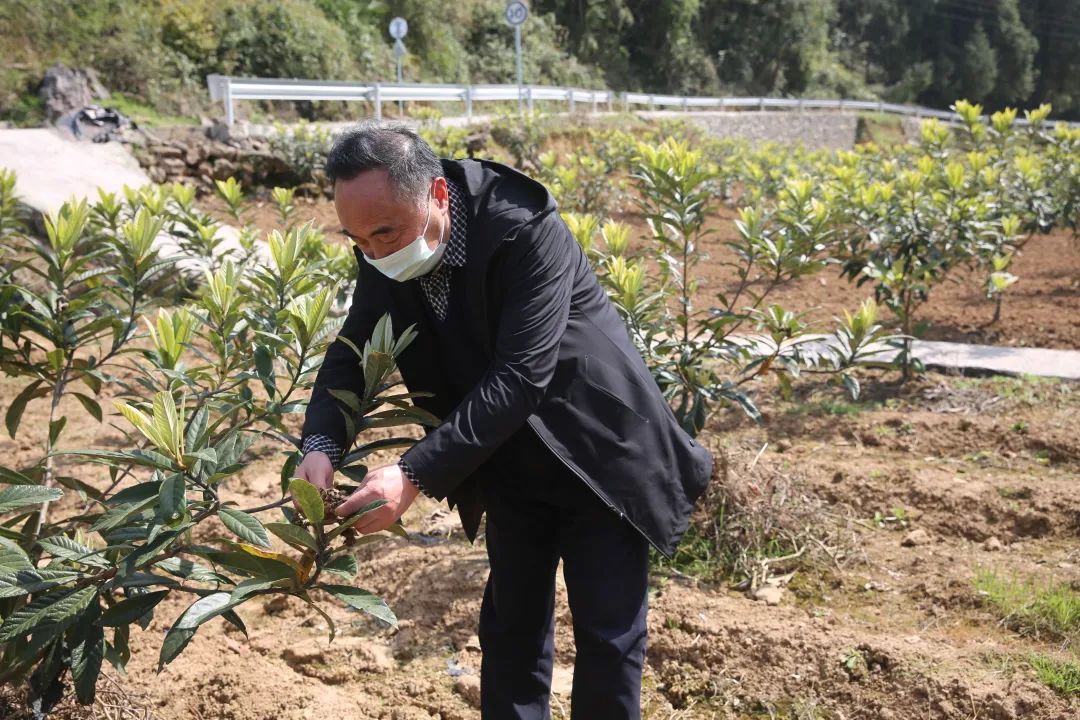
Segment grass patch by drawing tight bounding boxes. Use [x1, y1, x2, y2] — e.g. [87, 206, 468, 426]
[954, 374, 1067, 407]
[975, 568, 1080, 643]
[784, 398, 881, 417]
[104, 93, 198, 127]
[1030, 654, 1080, 696]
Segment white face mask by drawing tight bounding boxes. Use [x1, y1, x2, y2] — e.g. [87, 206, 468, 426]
[362, 189, 446, 282]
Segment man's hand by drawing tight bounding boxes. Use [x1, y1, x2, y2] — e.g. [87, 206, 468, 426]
[334, 462, 420, 534]
[291, 451, 334, 512]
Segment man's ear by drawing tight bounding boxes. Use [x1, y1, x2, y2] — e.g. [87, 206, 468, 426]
[431, 176, 449, 210]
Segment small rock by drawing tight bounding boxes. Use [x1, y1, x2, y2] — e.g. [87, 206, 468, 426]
[551, 665, 573, 695]
[454, 675, 481, 708]
[831, 471, 844, 483]
[212, 157, 238, 181]
[160, 157, 187, 175]
[901, 529, 932, 547]
[463, 634, 481, 653]
[983, 536, 1003, 552]
[206, 121, 231, 143]
[753, 586, 785, 606]
[776, 439, 792, 453]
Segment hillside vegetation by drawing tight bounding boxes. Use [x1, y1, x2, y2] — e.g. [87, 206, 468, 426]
[2, 0, 1079, 125]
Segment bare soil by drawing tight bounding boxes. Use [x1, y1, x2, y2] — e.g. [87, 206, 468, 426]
[2, 183, 1076, 718]
[199, 195, 1080, 351]
[1, 361, 1078, 718]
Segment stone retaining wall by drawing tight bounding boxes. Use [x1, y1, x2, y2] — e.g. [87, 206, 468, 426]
[640, 110, 860, 151]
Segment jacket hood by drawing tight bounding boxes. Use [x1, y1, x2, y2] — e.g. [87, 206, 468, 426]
[441, 158, 558, 242]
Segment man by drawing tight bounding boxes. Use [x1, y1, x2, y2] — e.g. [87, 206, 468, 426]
[295, 122, 713, 719]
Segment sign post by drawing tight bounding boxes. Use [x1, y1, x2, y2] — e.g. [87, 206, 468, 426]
[504, 2, 528, 116]
[389, 17, 408, 116]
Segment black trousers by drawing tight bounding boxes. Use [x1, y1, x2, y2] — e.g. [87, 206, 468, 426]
[477, 428, 650, 720]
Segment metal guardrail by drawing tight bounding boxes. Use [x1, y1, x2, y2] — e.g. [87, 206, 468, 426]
[206, 75, 1078, 129]
[206, 75, 613, 126]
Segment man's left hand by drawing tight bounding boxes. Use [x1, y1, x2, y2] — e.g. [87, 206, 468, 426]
[333, 462, 420, 534]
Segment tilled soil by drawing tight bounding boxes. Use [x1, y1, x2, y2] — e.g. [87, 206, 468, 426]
[1, 369, 1078, 719]
[200, 195, 1080, 350]
[0, 191, 1076, 718]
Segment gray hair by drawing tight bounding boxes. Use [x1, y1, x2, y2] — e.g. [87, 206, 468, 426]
[325, 120, 443, 204]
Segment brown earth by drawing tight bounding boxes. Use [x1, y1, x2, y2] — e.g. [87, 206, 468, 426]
[199, 194, 1080, 351]
[1, 181, 1077, 718]
[1, 363, 1078, 719]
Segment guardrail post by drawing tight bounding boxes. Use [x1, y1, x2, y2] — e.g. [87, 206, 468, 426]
[877, 100, 884, 113]
[224, 77, 234, 127]
[682, 97, 689, 112]
[527, 86, 534, 115]
[465, 86, 473, 124]
[568, 89, 575, 114]
[592, 92, 598, 115]
[798, 97, 805, 113]
[373, 83, 382, 120]
[838, 98, 845, 112]
[758, 97, 764, 111]
[622, 92, 628, 113]
[649, 95, 655, 111]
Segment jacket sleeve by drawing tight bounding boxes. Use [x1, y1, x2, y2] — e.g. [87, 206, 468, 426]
[301, 275, 381, 452]
[399, 211, 574, 499]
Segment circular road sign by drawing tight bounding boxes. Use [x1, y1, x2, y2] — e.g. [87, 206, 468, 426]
[389, 17, 408, 40]
[505, 2, 528, 26]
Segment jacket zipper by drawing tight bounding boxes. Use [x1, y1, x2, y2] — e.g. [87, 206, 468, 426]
[525, 416, 668, 558]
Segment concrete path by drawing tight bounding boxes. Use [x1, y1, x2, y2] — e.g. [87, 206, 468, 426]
[0, 128, 151, 215]
[0, 128, 255, 264]
[739, 335, 1079, 381]
[907, 340, 1079, 381]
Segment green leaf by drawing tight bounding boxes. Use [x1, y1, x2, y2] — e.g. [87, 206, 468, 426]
[338, 465, 369, 483]
[0, 585, 97, 643]
[385, 520, 409, 539]
[289, 478, 324, 526]
[5, 380, 44, 439]
[70, 621, 104, 704]
[318, 583, 396, 627]
[73, 393, 103, 423]
[264, 522, 317, 551]
[219, 507, 271, 548]
[0, 465, 38, 486]
[37, 534, 110, 568]
[200, 549, 296, 582]
[325, 500, 387, 541]
[158, 473, 186, 522]
[91, 495, 157, 533]
[222, 609, 247, 636]
[322, 554, 357, 580]
[63, 448, 177, 471]
[158, 592, 243, 670]
[0, 568, 82, 598]
[154, 557, 226, 584]
[105, 479, 163, 506]
[104, 624, 131, 673]
[842, 373, 861, 400]
[98, 590, 169, 627]
[298, 593, 337, 642]
[0, 485, 63, 514]
[0, 537, 33, 572]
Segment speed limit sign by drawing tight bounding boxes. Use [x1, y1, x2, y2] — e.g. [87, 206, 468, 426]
[505, 1, 528, 26]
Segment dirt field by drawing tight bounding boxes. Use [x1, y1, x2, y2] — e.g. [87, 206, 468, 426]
[1, 190, 1076, 719]
[199, 194, 1080, 350]
[1, 363, 1077, 719]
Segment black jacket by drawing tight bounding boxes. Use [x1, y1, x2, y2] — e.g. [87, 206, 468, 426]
[302, 159, 713, 558]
